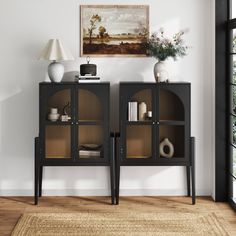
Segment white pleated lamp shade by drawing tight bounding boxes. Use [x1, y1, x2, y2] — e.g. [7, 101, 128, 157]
[39, 39, 74, 61]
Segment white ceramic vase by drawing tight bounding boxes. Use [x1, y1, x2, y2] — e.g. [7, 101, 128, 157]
[159, 138, 174, 158]
[48, 108, 60, 121]
[154, 61, 169, 82]
[48, 61, 64, 83]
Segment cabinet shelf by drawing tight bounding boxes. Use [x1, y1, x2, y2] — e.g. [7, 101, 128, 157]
[45, 156, 71, 159]
[125, 121, 153, 125]
[126, 155, 151, 159]
[78, 120, 103, 125]
[159, 120, 185, 125]
[159, 156, 185, 159]
[45, 121, 72, 125]
[44, 120, 103, 125]
[125, 120, 185, 125]
[79, 156, 103, 159]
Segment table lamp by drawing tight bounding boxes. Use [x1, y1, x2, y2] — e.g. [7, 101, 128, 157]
[39, 39, 74, 82]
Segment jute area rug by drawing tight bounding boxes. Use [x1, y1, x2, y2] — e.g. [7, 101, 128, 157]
[11, 212, 229, 236]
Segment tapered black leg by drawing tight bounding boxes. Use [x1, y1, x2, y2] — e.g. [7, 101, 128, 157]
[110, 165, 115, 205]
[34, 137, 39, 205]
[115, 135, 120, 205]
[115, 165, 120, 205]
[191, 137, 196, 205]
[186, 166, 191, 197]
[39, 166, 43, 197]
[110, 135, 115, 205]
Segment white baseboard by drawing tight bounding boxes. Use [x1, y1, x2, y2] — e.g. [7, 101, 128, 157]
[0, 188, 211, 196]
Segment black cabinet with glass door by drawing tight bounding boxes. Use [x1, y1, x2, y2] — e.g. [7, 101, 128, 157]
[116, 82, 195, 204]
[35, 82, 115, 205]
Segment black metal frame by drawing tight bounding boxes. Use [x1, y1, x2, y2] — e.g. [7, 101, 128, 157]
[35, 82, 115, 205]
[215, 0, 236, 210]
[116, 82, 195, 205]
[227, 0, 236, 209]
[215, 0, 229, 202]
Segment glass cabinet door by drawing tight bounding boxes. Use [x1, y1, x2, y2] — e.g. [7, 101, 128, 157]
[120, 85, 156, 161]
[45, 125, 71, 159]
[76, 86, 108, 161]
[159, 125, 185, 159]
[157, 86, 189, 162]
[126, 125, 152, 159]
[159, 89, 185, 121]
[78, 89, 102, 122]
[78, 125, 103, 159]
[42, 88, 73, 160]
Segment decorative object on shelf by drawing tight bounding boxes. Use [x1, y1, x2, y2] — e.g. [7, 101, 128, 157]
[60, 102, 71, 122]
[48, 108, 60, 122]
[63, 102, 71, 116]
[60, 115, 71, 122]
[128, 101, 138, 121]
[79, 143, 102, 158]
[80, 5, 149, 56]
[146, 29, 189, 82]
[75, 75, 100, 83]
[80, 56, 97, 76]
[39, 39, 74, 83]
[81, 144, 102, 150]
[138, 102, 147, 121]
[79, 150, 100, 158]
[147, 111, 152, 120]
[159, 138, 174, 158]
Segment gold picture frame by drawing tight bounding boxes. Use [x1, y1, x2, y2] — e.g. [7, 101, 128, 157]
[80, 5, 149, 57]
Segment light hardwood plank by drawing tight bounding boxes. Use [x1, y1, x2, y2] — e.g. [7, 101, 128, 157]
[0, 197, 235, 236]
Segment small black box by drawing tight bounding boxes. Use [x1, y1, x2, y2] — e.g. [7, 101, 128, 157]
[80, 63, 97, 76]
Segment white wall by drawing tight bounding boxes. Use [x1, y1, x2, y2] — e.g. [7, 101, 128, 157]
[0, 0, 214, 196]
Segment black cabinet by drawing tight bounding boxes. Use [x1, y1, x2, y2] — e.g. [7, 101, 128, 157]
[35, 82, 115, 204]
[116, 82, 195, 204]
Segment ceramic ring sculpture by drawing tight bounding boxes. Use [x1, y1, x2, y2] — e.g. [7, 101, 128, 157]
[160, 138, 174, 158]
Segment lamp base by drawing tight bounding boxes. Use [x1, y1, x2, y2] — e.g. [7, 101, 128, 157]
[48, 61, 64, 83]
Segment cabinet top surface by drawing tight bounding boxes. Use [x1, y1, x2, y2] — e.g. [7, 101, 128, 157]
[39, 81, 110, 85]
[120, 81, 190, 85]
[39, 81, 190, 86]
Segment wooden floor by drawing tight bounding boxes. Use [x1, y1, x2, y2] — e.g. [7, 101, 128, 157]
[0, 196, 235, 235]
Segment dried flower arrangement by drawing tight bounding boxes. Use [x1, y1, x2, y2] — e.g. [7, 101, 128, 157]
[146, 28, 189, 61]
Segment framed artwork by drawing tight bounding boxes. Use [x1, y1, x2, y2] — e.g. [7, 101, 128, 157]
[80, 5, 149, 56]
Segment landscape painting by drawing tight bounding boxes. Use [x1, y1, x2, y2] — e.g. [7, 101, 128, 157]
[80, 5, 149, 56]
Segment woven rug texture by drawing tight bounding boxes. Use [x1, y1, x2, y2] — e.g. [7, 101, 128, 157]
[11, 212, 229, 236]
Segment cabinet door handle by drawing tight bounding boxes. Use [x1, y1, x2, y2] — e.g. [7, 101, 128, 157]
[152, 122, 155, 125]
